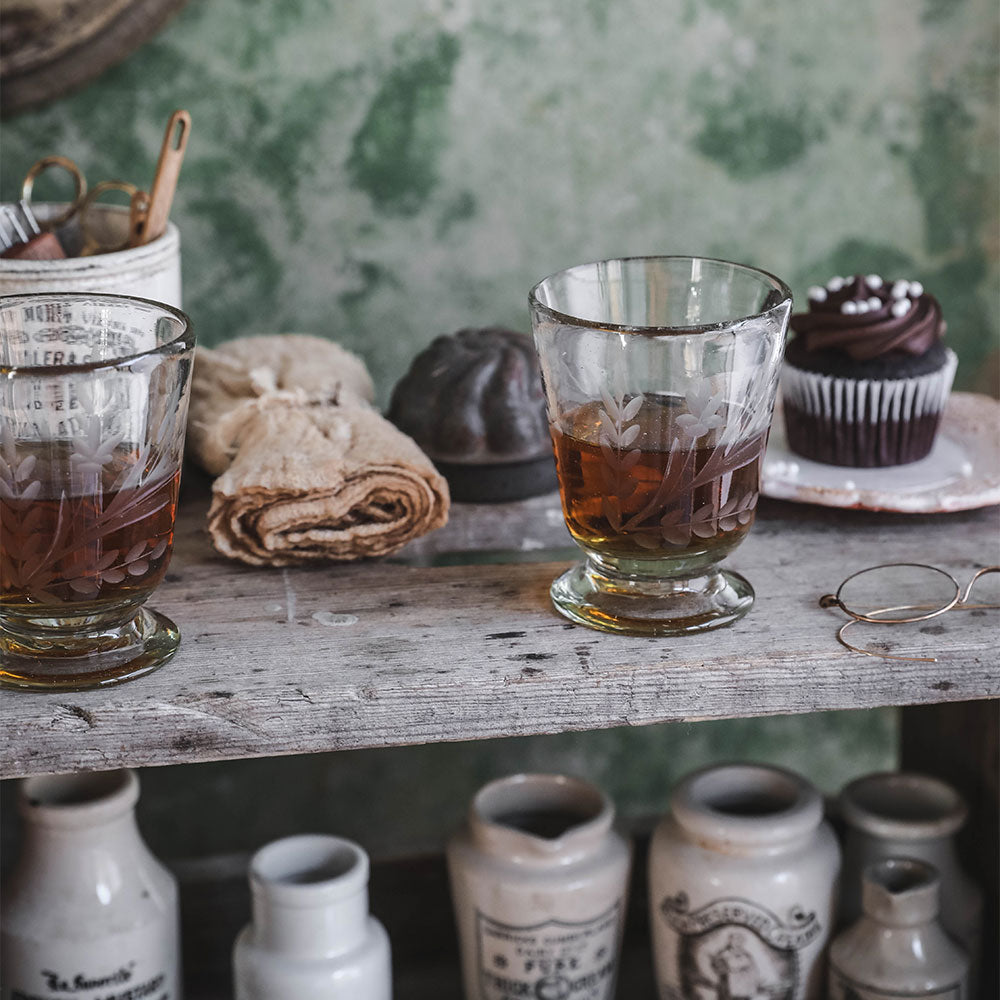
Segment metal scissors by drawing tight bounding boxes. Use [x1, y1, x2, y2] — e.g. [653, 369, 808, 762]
[20, 155, 149, 256]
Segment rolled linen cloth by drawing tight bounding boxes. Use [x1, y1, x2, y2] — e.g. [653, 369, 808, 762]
[186, 335, 450, 565]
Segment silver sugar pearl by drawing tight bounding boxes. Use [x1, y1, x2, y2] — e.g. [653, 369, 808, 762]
[841, 300, 859, 314]
[909, 280, 924, 297]
[856, 300, 871, 313]
[866, 274, 884, 289]
[867, 296, 882, 310]
[808, 285, 828, 302]
[827, 275, 846, 291]
[891, 279, 910, 299]
[891, 298, 911, 317]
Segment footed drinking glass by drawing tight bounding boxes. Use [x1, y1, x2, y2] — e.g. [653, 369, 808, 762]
[530, 256, 791, 635]
[1, 293, 194, 689]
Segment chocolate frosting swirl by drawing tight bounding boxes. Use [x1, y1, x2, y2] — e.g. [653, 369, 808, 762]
[790, 274, 944, 361]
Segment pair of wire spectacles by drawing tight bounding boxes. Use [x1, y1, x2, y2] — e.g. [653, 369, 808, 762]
[820, 563, 999, 662]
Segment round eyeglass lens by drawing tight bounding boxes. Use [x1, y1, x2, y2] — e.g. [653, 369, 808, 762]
[837, 564, 959, 623]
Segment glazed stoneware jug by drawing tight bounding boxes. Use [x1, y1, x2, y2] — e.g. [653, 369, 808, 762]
[829, 858, 969, 999]
[648, 763, 840, 1000]
[232, 834, 391, 1000]
[447, 773, 632, 1000]
[838, 772, 982, 964]
[0, 769, 181, 1000]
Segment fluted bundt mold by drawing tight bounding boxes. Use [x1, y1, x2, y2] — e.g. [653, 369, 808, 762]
[388, 327, 558, 502]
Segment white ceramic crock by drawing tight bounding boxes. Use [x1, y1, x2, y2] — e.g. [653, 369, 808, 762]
[838, 772, 982, 965]
[447, 773, 632, 1000]
[829, 857, 969, 999]
[0, 769, 181, 1000]
[232, 834, 391, 1000]
[0, 203, 181, 306]
[648, 763, 840, 1000]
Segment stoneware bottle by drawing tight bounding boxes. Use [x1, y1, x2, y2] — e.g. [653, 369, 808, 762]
[648, 762, 840, 1000]
[232, 834, 391, 1000]
[838, 772, 981, 967]
[0, 769, 181, 1000]
[447, 773, 632, 1000]
[829, 857, 969, 999]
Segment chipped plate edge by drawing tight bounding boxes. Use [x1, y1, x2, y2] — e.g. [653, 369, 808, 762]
[763, 392, 1000, 513]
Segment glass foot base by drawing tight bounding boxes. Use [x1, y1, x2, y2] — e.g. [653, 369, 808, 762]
[550, 560, 754, 636]
[0, 607, 180, 691]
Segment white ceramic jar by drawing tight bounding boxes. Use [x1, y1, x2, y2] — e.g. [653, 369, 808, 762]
[0, 769, 181, 1000]
[648, 763, 840, 1000]
[0, 203, 181, 306]
[838, 772, 981, 965]
[447, 773, 632, 1000]
[829, 858, 969, 999]
[232, 834, 391, 1000]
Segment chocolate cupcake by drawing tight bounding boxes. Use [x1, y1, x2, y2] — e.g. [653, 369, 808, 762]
[781, 274, 957, 467]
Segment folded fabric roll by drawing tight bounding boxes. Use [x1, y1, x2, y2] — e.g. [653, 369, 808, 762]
[186, 335, 450, 565]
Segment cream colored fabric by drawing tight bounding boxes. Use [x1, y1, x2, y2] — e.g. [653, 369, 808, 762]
[187, 335, 449, 565]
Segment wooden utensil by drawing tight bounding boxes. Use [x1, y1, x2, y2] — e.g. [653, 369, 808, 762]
[135, 109, 191, 246]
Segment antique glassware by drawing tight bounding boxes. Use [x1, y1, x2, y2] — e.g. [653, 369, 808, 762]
[530, 256, 791, 634]
[0, 292, 194, 689]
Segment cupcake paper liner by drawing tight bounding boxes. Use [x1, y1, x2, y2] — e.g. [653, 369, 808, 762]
[780, 349, 957, 468]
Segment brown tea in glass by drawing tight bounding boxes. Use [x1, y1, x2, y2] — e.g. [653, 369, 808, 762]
[530, 256, 791, 636]
[0, 293, 194, 689]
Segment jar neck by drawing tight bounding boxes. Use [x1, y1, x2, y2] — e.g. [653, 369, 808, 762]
[18, 769, 145, 872]
[252, 887, 369, 957]
[247, 835, 372, 958]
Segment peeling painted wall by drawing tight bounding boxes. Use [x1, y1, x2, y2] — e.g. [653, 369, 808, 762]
[1, 0, 996, 856]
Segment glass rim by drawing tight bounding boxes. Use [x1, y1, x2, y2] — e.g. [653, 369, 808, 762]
[0, 291, 193, 378]
[528, 254, 793, 335]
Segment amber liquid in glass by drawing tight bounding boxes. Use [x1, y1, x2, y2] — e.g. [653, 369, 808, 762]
[1, 458, 180, 618]
[550, 399, 766, 561]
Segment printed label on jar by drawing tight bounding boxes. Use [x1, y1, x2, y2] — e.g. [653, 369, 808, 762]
[0, 930, 177, 1000]
[659, 892, 824, 999]
[829, 967, 963, 1000]
[475, 902, 621, 1000]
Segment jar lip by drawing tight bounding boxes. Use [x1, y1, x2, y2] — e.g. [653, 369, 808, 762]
[840, 771, 967, 838]
[19, 768, 139, 828]
[861, 857, 940, 925]
[671, 763, 822, 847]
[471, 773, 614, 856]
[250, 834, 368, 905]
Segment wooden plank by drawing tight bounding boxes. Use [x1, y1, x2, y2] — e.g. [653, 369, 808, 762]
[2, 491, 998, 778]
[900, 700, 999, 998]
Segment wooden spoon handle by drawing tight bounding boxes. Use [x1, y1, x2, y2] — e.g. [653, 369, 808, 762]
[138, 109, 191, 245]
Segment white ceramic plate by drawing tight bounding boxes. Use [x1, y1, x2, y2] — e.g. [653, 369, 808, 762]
[763, 392, 1000, 512]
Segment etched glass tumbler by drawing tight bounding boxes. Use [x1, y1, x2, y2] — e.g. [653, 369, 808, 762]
[0, 293, 195, 689]
[530, 257, 791, 635]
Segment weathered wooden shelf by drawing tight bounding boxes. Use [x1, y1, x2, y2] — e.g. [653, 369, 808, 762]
[2, 486, 998, 779]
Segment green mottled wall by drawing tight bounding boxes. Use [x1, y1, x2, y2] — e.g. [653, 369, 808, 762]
[1, 0, 996, 858]
[2, 0, 997, 400]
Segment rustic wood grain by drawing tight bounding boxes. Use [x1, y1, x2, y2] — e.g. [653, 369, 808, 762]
[2, 489, 997, 779]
